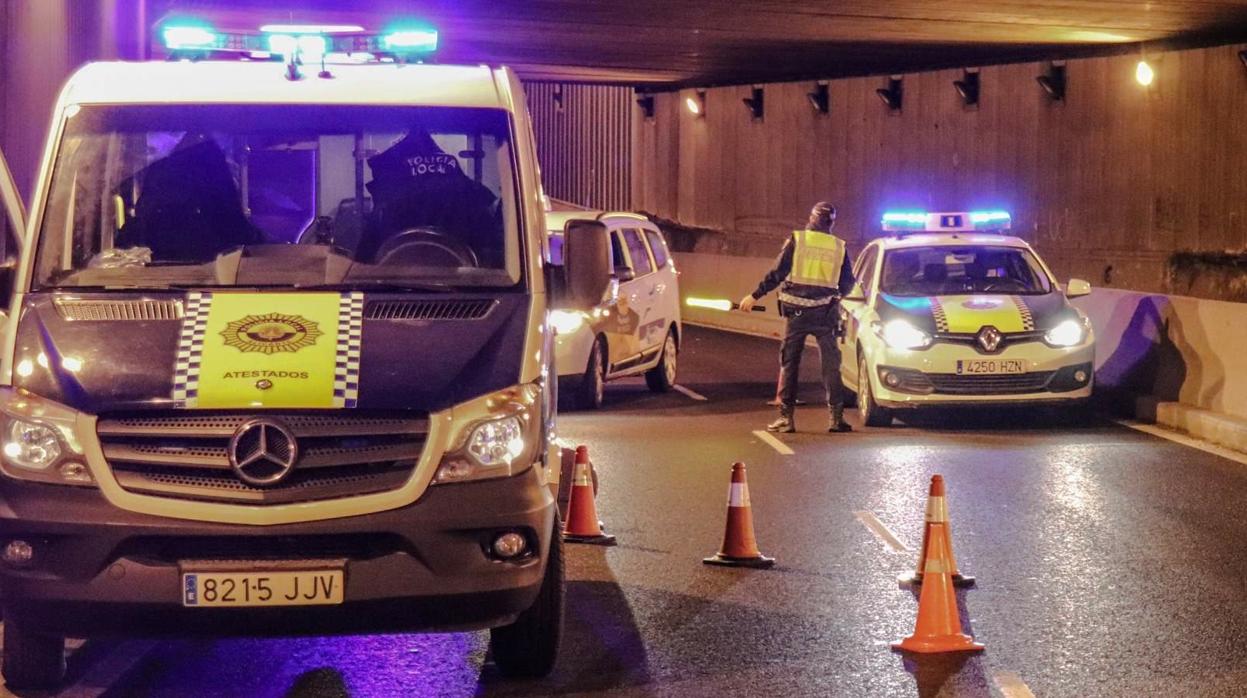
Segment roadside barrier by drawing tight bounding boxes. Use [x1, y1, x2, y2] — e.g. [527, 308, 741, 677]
[562, 445, 616, 546]
[703, 462, 775, 569]
[892, 511, 985, 654]
[898, 474, 975, 588]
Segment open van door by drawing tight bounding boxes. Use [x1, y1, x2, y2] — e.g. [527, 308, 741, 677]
[0, 150, 24, 323]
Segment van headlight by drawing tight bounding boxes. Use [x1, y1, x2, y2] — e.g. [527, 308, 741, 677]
[0, 389, 93, 486]
[433, 384, 540, 485]
[1044, 318, 1087, 348]
[549, 309, 587, 335]
[876, 320, 932, 350]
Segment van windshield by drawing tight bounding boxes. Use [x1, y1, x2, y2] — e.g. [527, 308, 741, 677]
[35, 104, 523, 290]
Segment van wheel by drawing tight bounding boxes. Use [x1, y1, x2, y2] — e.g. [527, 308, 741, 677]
[2, 616, 66, 690]
[575, 338, 607, 410]
[645, 329, 678, 393]
[490, 515, 565, 678]
[858, 355, 893, 427]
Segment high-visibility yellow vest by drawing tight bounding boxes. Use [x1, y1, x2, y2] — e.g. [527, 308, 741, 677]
[788, 229, 846, 288]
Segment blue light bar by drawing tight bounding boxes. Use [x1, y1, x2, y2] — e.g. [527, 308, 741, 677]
[162, 26, 219, 51]
[882, 210, 1012, 233]
[882, 212, 927, 225]
[384, 29, 439, 52]
[968, 210, 1011, 225]
[259, 24, 365, 35]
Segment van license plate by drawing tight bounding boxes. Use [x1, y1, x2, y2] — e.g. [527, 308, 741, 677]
[955, 359, 1026, 375]
[181, 570, 344, 608]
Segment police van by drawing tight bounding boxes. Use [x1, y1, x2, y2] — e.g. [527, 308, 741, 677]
[0, 22, 612, 689]
[545, 211, 681, 409]
[840, 211, 1095, 426]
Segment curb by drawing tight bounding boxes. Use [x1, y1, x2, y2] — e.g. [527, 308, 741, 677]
[1098, 389, 1247, 455]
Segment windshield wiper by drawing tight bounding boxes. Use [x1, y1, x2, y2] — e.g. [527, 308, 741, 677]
[294, 280, 459, 293]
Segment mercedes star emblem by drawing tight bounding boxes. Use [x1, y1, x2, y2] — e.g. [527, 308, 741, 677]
[976, 326, 1003, 353]
[228, 419, 299, 487]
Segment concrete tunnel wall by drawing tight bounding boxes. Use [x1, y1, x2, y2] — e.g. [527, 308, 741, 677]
[632, 43, 1247, 299]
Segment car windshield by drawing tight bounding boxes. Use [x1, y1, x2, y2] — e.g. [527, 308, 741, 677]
[880, 245, 1052, 296]
[35, 104, 523, 290]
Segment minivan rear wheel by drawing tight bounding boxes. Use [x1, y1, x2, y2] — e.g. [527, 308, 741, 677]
[489, 515, 565, 678]
[645, 329, 678, 393]
[2, 615, 66, 690]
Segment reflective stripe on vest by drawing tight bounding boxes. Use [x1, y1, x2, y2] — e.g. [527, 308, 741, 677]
[788, 229, 846, 288]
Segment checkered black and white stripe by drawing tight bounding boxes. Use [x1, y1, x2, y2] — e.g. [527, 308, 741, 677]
[172, 292, 213, 408]
[930, 298, 950, 333]
[333, 292, 365, 408]
[1012, 296, 1035, 331]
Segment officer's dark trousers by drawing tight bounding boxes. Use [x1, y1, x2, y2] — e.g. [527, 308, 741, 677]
[778, 303, 843, 409]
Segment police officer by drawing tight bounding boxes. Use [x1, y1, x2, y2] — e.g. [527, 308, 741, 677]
[739, 202, 855, 433]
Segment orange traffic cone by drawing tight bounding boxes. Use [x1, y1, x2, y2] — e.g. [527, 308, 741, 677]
[891, 521, 985, 654]
[898, 475, 975, 588]
[562, 446, 616, 546]
[703, 462, 775, 568]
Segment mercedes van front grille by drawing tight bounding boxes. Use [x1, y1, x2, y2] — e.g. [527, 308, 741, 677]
[364, 299, 495, 321]
[96, 412, 427, 505]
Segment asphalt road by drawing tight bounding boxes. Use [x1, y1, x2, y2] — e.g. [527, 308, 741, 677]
[11, 325, 1247, 697]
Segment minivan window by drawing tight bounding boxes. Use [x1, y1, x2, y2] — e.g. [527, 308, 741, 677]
[644, 229, 669, 269]
[35, 105, 522, 290]
[621, 229, 653, 275]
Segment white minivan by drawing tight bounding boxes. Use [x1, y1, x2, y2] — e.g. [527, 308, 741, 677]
[546, 212, 682, 409]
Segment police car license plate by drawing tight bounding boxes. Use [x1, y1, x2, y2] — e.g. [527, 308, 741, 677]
[181, 570, 344, 608]
[956, 359, 1026, 375]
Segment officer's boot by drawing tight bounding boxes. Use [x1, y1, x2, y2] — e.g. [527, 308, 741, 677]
[828, 404, 853, 433]
[766, 405, 795, 433]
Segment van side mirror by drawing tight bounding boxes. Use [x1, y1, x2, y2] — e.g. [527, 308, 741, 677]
[1065, 278, 1091, 298]
[843, 282, 866, 302]
[612, 266, 636, 282]
[561, 220, 611, 311]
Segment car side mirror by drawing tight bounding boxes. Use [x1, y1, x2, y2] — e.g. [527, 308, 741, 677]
[1065, 278, 1091, 298]
[561, 219, 611, 311]
[612, 266, 636, 282]
[843, 282, 866, 302]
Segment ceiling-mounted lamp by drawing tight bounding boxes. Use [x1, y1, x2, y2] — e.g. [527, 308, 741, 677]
[807, 81, 830, 115]
[636, 93, 656, 120]
[876, 76, 903, 111]
[1135, 59, 1155, 87]
[742, 86, 764, 120]
[953, 69, 980, 107]
[1036, 62, 1066, 101]
[686, 89, 706, 117]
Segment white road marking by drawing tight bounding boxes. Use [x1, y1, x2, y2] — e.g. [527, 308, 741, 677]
[852, 511, 910, 553]
[752, 430, 795, 455]
[992, 670, 1037, 698]
[1112, 418, 1247, 467]
[673, 384, 708, 401]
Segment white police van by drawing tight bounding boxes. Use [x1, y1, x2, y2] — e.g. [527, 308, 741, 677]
[840, 211, 1095, 426]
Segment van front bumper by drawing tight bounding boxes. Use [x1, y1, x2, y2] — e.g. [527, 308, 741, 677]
[0, 467, 554, 637]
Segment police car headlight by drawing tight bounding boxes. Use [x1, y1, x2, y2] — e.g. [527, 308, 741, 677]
[1044, 319, 1086, 348]
[877, 320, 932, 350]
[0, 388, 93, 486]
[548, 309, 587, 335]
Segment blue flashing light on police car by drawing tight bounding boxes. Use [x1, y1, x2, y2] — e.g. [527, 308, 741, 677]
[162, 25, 219, 51]
[383, 28, 440, 53]
[881, 209, 1012, 233]
[158, 18, 440, 62]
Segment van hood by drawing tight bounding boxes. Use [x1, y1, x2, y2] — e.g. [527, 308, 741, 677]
[11, 292, 530, 414]
[875, 292, 1073, 334]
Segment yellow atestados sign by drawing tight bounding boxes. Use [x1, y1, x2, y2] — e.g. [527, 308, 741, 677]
[190, 293, 345, 409]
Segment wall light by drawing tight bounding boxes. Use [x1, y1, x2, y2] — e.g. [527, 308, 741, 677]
[1135, 60, 1155, 87]
[807, 81, 830, 115]
[1239, 49, 1247, 72]
[876, 76, 903, 111]
[553, 84, 565, 112]
[742, 86, 764, 120]
[686, 90, 706, 117]
[953, 69, 980, 107]
[636, 93, 655, 120]
[1036, 62, 1066, 101]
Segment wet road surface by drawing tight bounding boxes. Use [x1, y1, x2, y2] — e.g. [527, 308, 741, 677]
[10, 325, 1247, 697]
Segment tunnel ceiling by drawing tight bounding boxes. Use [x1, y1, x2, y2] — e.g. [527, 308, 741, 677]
[154, 0, 1247, 86]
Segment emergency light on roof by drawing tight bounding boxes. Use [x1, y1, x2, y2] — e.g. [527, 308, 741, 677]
[157, 19, 439, 62]
[881, 210, 1012, 233]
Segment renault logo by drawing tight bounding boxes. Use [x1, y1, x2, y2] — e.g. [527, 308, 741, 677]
[228, 419, 299, 487]
[976, 326, 1003, 353]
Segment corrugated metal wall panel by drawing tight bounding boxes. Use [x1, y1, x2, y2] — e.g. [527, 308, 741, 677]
[524, 81, 633, 211]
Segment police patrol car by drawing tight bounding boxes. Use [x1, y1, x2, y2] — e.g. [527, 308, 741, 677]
[545, 211, 681, 409]
[0, 19, 613, 689]
[839, 211, 1095, 426]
